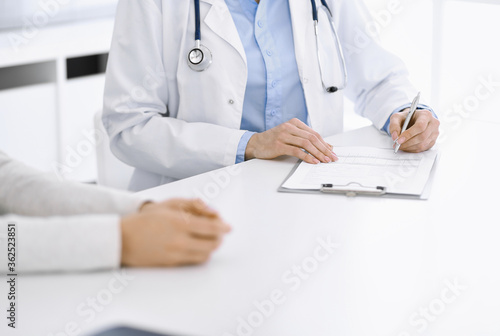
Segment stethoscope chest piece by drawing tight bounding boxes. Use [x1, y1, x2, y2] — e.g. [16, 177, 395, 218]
[188, 41, 212, 72]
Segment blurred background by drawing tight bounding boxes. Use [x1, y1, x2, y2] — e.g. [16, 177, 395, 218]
[0, 0, 498, 183]
[0, 0, 118, 29]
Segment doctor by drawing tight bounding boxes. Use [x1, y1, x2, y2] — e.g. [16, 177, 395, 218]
[103, 0, 439, 191]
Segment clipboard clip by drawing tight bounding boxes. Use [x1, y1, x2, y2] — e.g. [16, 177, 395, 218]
[320, 183, 387, 197]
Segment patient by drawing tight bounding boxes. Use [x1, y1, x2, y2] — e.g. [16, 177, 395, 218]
[0, 150, 230, 273]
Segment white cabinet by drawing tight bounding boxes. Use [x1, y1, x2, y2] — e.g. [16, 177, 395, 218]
[0, 19, 115, 182]
[58, 74, 106, 181]
[0, 83, 58, 171]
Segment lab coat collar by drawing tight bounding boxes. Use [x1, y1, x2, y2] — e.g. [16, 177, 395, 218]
[200, 0, 247, 65]
[289, 0, 322, 134]
[288, 0, 310, 82]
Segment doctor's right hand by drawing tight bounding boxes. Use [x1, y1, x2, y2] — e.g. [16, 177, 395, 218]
[245, 118, 338, 164]
[120, 199, 231, 267]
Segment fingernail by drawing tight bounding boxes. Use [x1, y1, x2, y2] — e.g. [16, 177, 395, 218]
[397, 137, 406, 145]
[313, 158, 320, 164]
[325, 156, 331, 163]
[332, 153, 339, 161]
[391, 131, 398, 141]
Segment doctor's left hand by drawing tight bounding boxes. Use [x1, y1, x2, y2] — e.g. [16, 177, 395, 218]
[389, 109, 440, 153]
[245, 118, 338, 164]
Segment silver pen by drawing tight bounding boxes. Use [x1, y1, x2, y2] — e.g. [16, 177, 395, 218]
[394, 92, 420, 154]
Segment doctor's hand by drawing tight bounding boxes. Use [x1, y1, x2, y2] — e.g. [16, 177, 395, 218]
[389, 109, 440, 153]
[245, 118, 338, 164]
[120, 199, 231, 267]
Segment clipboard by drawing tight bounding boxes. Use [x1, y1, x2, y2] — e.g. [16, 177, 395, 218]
[277, 150, 440, 200]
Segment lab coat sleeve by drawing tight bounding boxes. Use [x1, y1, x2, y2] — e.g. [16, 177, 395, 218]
[336, 0, 419, 130]
[0, 150, 144, 217]
[0, 214, 121, 274]
[102, 0, 246, 181]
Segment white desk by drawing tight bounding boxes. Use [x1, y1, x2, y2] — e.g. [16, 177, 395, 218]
[2, 120, 499, 336]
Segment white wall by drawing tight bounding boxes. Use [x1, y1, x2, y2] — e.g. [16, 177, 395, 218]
[438, 0, 500, 125]
[344, 0, 435, 131]
[355, 0, 500, 128]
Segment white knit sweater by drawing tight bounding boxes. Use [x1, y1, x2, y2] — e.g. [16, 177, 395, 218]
[0, 150, 144, 273]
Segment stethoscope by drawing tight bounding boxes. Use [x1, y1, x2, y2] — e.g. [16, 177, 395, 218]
[187, 0, 348, 93]
[187, 0, 213, 72]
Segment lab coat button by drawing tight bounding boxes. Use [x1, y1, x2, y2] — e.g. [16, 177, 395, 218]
[228, 99, 234, 105]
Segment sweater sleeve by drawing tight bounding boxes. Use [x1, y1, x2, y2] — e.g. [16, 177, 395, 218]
[0, 150, 145, 217]
[0, 214, 121, 274]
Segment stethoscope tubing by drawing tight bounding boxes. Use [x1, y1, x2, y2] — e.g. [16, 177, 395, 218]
[189, 0, 347, 91]
[194, 0, 201, 41]
[311, 0, 333, 20]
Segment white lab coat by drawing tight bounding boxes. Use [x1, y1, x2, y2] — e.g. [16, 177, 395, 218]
[103, 0, 417, 191]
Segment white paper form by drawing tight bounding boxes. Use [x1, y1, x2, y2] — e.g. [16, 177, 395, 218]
[281, 147, 438, 196]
